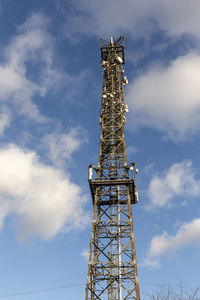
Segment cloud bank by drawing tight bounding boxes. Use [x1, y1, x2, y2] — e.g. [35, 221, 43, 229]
[0, 144, 88, 241]
[0, 12, 88, 132]
[0, 13, 92, 242]
[143, 218, 200, 267]
[64, 0, 200, 40]
[127, 52, 200, 140]
[148, 160, 200, 208]
[0, 13, 57, 121]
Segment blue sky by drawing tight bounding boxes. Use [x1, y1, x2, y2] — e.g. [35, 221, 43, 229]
[0, 0, 200, 298]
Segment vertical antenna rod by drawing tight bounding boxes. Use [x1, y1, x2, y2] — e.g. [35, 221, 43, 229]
[86, 36, 140, 300]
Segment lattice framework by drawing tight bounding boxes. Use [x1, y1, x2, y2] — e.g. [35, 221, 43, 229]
[85, 36, 140, 300]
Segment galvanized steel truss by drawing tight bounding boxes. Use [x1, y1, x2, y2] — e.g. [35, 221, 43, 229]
[86, 36, 140, 300]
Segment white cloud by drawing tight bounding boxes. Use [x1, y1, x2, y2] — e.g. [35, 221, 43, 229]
[148, 160, 200, 208]
[0, 144, 89, 241]
[41, 127, 87, 167]
[63, 0, 200, 40]
[0, 13, 54, 121]
[0, 13, 91, 130]
[143, 218, 200, 267]
[127, 52, 200, 140]
[153, 0, 200, 38]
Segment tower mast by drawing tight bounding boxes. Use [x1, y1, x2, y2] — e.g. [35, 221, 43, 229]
[86, 36, 140, 300]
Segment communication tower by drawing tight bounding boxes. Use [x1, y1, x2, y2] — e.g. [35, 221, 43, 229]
[85, 36, 140, 300]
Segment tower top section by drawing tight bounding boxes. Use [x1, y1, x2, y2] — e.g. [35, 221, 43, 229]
[100, 35, 125, 64]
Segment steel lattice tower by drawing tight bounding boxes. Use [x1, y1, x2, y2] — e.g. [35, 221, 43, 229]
[85, 36, 140, 300]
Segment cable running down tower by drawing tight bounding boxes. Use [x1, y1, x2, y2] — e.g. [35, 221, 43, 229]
[86, 36, 140, 300]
